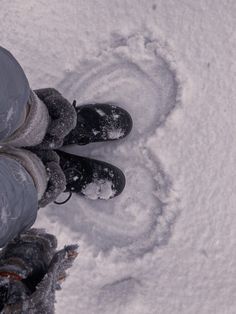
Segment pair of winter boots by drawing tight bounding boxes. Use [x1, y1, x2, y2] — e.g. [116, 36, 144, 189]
[54, 102, 132, 202]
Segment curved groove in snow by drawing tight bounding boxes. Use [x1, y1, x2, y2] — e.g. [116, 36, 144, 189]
[51, 34, 179, 258]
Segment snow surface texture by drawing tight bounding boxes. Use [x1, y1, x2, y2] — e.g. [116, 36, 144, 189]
[81, 180, 116, 200]
[1, 1, 236, 314]
[54, 35, 179, 258]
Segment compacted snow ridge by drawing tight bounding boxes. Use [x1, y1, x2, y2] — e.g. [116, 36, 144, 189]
[55, 34, 179, 257]
[43, 34, 180, 313]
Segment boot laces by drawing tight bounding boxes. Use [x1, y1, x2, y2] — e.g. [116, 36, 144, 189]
[54, 191, 72, 205]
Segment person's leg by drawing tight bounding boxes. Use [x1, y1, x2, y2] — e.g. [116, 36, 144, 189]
[0, 47, 131, 203]
[28, 148, 67, 207]
[0, 147, 67, 207]
[0, 47, 77, 149]
[0, 47, 30, 141]
[0, 147, 48, 201]
[0, 47, 49, 146]
[4, 88, 77, 149]
[34, 89, 133, 148]
[3, 89, 50, 147]
[0, 46, 132, 150]
[0, 155, 38, 247]
[0, 146, 68, 247]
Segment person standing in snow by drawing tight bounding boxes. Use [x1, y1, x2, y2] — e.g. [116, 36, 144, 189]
[0, 46, 133, 248]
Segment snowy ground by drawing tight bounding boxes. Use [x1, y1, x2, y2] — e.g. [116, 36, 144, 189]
[1, 1, 236, 313]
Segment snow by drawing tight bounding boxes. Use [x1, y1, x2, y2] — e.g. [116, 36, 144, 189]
[107, 128, 125, 139]
[1, 1, 236, 314]
[95, 108, 106, 117]
[0, 194, 9, 226]
[82, 179, 116, 200]
[6, 107, 14, 122]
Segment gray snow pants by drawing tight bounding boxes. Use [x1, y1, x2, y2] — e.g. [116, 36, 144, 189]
[0, 46, 76, 247]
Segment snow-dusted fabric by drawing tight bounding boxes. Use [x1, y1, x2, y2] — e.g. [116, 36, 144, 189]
[29, 149, 67, 207]
[0, 147, 48, 201]
[33, 88, 77, 149]
[3, 90, 50, 147]
[0, 228, 78, 313]
[0, 157, 38, 247]
[0, 47, 30, 141]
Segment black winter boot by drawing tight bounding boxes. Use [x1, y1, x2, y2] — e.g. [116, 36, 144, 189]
[56, 150, 126, 200]
[63, 103, 133, 145]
